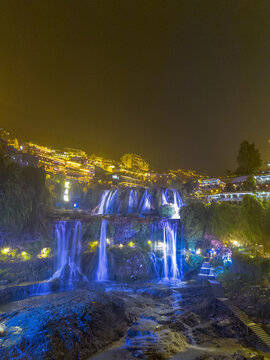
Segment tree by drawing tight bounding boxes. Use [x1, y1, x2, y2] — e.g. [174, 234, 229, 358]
[236, 141, 262, 175]
[243, 176, 256, 191]
[209, 202, 240, 241]
[0, 150, 50, 237]
[160, 204, 175, 218]
[180, 202, 209, 248]
[240, 195, 266, 247]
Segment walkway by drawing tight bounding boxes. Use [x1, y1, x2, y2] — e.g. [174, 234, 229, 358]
[209, 279, 270, 351]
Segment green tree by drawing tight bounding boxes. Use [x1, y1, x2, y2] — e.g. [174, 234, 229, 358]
[243, 176, 256, 191]
[180, 202, 209, 249]
[236, 140, 262, 175]
[209, 202, 240, 241]
[160, 204, 175, 218]
[240, 195, 265, 247]
[0, 150, 50, 237]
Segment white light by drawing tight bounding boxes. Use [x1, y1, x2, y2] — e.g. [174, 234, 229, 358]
[63, 194, 69, 202]
[65, 181, 70, 189]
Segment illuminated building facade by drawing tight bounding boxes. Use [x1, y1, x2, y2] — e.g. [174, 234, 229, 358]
[21, 142, 95, 183]
[121, 153, 150, 172]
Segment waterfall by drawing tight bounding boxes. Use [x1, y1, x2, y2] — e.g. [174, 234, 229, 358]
[96, 190, 110, 214]
[162, 221, 179, 280]
[161, 188, 183, 219]
[139, 189, 151, 214]
[179, 222, 185, 279]
[51, 221, 88, 288]
[105, 189, 118, 214]
[128, 189, 138, 213]
[96, 219, 108, 281]
[96, 189, 118, 214]
[161, 188, 169, 205]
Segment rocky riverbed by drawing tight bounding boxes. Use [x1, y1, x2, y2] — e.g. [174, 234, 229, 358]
[0, 280, 269, 359]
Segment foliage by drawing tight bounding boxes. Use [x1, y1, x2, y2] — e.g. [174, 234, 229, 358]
[240, 195, 266, 247]
[182, 179, 198, 195]
[243, 176, 256, 191]
[159, 204, 175, 218]
[180, 202, 209, 248]
[0, 151, 51, 237]
[209, 202, 240, 240]
[185, 253, 204, 271]
[236, 140, 262, 175]
[182, 196, 270, 252]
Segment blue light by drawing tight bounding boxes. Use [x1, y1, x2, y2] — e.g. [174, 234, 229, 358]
[73, 203, 77, 208]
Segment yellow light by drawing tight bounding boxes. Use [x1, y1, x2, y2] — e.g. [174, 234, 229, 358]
[89, 241, 99, 251]
[2, 248, 10, 254]
[22, 251, 26, 255]
[147, 240, 152, 245]
[128, 241, 134, 248]
[119, 244, 123, 248]
[106, 238, 110, 244]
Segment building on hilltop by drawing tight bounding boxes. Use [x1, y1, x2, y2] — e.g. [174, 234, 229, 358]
[121, 153, 150, 172]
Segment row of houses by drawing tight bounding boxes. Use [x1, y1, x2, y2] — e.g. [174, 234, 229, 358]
[198, 173, 270, 203]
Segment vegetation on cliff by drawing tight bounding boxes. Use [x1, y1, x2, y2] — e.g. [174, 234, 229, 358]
[181, 196, 270, 252]
[0, 150, 51, 239]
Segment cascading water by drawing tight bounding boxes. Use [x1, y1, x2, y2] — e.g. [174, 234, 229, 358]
[96, 190, 110, 214]
[179, 222, 185, 279]
[162, 220, 179, 280]
[51, 221, 88, 288]
[128, 189, 138, 213]
[96, 189, 118, 214]
[96, 219, 108, 281]
[161, 188, 183, 219]
[139, 189, 151, 214]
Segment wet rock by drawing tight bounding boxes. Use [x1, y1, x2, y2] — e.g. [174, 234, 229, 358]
[181, 311, 201, 328]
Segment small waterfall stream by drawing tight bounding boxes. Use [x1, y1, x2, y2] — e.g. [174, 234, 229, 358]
[139, 189, 151, 214]
[162, 220, 179, 280]
[96, 219, 108, 281]
[128, 189, 138, 213]
[51, 221, 88, 288]
[96, 189, 118, 214]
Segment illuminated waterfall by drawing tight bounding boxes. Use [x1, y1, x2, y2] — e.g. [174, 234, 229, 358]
[105, 189, 118, 214]
[162, 221, 179, 279]
[96, 189, 118, 214]
[139, 189, 151, 214]
[96, 190, 110, 214]
[161, 188, 183, 219]
[128, 189, 138, 213]
[96, 219, 108, 281]
[52, 221, 88, 287]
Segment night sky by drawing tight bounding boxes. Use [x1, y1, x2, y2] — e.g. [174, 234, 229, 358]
[0, 1, 269, 175]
